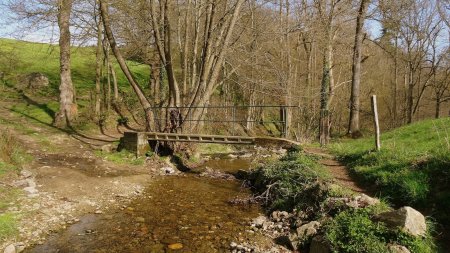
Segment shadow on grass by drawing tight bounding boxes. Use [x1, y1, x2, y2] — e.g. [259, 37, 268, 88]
[9, 93, 118, 146]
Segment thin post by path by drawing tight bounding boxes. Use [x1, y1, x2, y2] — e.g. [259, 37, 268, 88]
[371, 95, 381, 151]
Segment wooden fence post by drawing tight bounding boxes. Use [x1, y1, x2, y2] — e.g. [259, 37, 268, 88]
[371, 95, 381, 151]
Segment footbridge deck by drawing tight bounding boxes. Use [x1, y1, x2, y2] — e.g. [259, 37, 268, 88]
[120, 132, 299, 156]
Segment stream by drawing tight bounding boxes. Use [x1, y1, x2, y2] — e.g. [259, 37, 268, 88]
[26, 155, 270, 252]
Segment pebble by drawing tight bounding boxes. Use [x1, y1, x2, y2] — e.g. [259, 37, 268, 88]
[168, 243, 183, 250]
[3, 244, 15, 253]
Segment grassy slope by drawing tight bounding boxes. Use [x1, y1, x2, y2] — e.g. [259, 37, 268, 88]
[331, 118, 450, 224]
[0, 38, 150, 114]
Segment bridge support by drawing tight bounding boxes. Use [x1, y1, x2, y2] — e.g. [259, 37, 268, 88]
[120, 132, 151, 157]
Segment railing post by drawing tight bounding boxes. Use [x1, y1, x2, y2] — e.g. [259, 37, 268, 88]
[280, 106, 288, 138]
[371, 95, 381, 151]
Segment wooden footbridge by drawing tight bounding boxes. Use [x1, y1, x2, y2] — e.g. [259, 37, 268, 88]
[121, 132, 299, 156]
[120, 105, 301, 156]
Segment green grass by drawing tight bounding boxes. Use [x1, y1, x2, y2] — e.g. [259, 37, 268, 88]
[0, 213, 18, 242]
[0, 38, 150, 95]
[95, 150, 145, 166]
[0, 131, 27, 242]
[0, 38, 151, 128]
[330, 118, 450, 224]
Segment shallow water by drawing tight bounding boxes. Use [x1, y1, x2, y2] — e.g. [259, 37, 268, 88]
[27, 156, 266, 253]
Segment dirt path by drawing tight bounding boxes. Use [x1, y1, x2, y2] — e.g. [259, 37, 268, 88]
[304, 147, 367, 194]
[0, 91, 164, 249]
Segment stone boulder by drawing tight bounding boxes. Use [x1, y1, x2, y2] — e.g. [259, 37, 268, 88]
[26, 72, 49, 89]
[357, 193, 380, 207]
[375, 206, 426, 237]
[388, 244, 411, 253]
[310, 235, 331, 253]
[297, 221, 320, 239]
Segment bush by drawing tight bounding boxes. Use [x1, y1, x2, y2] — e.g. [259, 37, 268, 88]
[249, 149, 330, 214]
[325, 207, 436, 253]
[326, 208, 389, 253]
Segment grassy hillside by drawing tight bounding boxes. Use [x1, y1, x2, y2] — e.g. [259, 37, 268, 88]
[0, 38, 150, 118]
[331, 118, 450, 225]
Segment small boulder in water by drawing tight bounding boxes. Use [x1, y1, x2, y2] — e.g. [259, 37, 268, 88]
[161, 167, 175, 174]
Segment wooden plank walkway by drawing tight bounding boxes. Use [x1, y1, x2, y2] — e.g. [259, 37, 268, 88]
[146, 132, 255, 144]
[120, 132, 299, 156]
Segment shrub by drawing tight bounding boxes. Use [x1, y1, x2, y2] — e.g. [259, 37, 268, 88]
[249, 150, 330, 214]
[326, 208, 389, 253]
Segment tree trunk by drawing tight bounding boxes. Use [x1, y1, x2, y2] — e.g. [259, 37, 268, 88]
[347, 0, 369, 138]
[435, 96, 440, 118]
[407, 63, 414, 123]
[99, 0, 154, 131]
[54, 0, 77, 127]
[94, 6, 102, 120]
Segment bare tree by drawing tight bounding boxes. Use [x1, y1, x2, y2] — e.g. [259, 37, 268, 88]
[53, 0, 78, 127]
[99, 0, 155, 131]
[347, 0, 370, 138]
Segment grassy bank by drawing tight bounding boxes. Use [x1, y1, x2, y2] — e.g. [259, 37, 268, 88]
[0, 130, 31, 242]
[0, 38, 150, 129]
[248, 147, 436, 252]
[330, 118, 450, 225]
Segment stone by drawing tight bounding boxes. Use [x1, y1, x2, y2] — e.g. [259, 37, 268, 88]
[262, 221, 274, 230]
[3, 244, 15, 253]
[297, 221, 320, 239]
[288, 233, 300, 251]
[136, 217, 145, 223]
[20, 169, 33, 178]
[375, 206, 426, 236]
[388, 244, 411, 253]
[14, 243, 25, 253]
[271, 211, 289, 222]
[26, 72, 49, 89]
[26, 179, 36, 188]
[12, 180, 29, 188]
[23, 187, 38, 194]
[252, 215, 266, 228]
[239, 153, 252, 158]
[168, 243, 183, 250]
[161, 167, 175, 174]
[310, 235, 331, 253]
[101, 144, 114, 153]
[356, 194, 380, 207]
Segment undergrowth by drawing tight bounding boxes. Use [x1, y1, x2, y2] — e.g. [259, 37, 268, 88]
[0, 130, 28, 242]
[330, 118, 450, 226]
[325, 207, 436, 253]
[248, 146, 330, 214]
[249, 146, 436, 253]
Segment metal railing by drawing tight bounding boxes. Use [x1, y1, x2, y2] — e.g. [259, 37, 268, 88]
[150, 105, 300, 138]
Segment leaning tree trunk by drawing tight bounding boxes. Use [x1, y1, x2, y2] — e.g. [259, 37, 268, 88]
[54, 0, 77, 127]
[94, 5, 103, 120]
[347, 0, 369, 138]
[99, 0, 155, 131]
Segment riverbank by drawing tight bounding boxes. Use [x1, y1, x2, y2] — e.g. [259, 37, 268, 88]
[246, 147, 436, 253]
